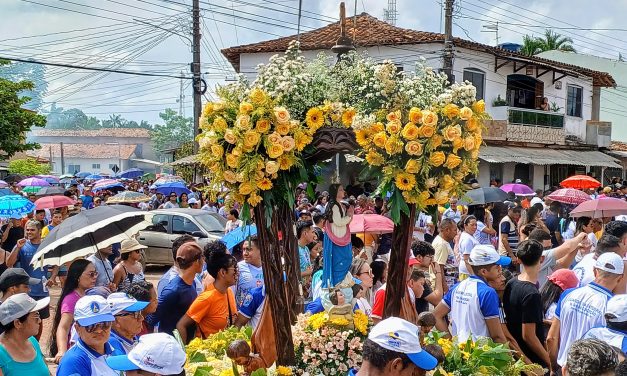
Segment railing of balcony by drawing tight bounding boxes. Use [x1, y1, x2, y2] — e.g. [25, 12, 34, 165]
[508, 107, 564, 128]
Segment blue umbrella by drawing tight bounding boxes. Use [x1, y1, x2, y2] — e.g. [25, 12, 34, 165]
[59, 178, 77, 185]
[0, 188, 16, 197]
[117, 168, 144, 179]
[75, 171, 92, 178]
[155, 182, 191, 196]
[85, 174, 104, 181]
[0, 195, 35, 218]
[221, 224, 257, 249]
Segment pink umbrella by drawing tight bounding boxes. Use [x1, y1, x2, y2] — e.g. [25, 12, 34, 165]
[349, 214, 394, 234]
[17, 177, 50, 187]
[547, 188, 591, 205]
[35, 195, 75, 210]
[569, 197, 627, 218]
[499, 183, 535, 196]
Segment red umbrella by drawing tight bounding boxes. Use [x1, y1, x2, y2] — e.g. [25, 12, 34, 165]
[560, 175, 601, 190]
[569, 197, 627, 218]
[349, 214, 394, 234]
[35, 195, 75, 210]
[547, 188, 591, 205]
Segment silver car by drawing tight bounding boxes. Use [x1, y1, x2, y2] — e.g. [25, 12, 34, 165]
[138, 208, 226, 265]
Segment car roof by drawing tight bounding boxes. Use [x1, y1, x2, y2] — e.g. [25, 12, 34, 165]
[152, 208, 210, 215]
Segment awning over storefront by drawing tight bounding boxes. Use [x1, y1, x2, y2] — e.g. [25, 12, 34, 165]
[168, 154, 200, 167]
[479, 146, 622, 169]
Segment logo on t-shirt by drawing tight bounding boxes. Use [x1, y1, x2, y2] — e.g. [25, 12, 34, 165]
[242, 294, 253, 307]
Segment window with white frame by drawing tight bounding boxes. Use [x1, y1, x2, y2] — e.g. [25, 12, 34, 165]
[67, 164, 81, 174]
[92, 163, 100, 169]
[463, 68, 485, 100]
[566, 85, 583, 117]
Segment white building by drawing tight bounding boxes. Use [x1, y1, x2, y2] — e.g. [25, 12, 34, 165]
[221, 13, 619, 190]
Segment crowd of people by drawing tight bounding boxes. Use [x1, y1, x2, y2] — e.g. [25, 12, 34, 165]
[0, 175, 625, 375]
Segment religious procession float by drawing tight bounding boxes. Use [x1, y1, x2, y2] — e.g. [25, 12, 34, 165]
[183, 5, 542, 375]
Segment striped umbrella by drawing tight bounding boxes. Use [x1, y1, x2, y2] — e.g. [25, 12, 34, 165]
[154, 175, 185, 186]
[547, 188, 591, 205]
[92, 179, 125, 192]
[107, 191, 151, 204]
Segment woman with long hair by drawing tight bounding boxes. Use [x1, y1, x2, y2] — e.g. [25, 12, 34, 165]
[370, 259, 387, 294]
[113, 239, 146, 292]
[179, 192, 189, 208]
[469, 206, 496, 245]
[50, 259, 97, 363]
[321, 184, 354, 298]
[519, 205, 549, 237]
[457, 215, 479, 279]
[350, 258, 374, 315]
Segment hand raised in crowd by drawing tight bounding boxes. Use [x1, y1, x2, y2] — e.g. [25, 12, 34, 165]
[15, 238, 26, 249]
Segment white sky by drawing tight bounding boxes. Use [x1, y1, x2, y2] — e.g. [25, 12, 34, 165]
[1, 0, 626, 125]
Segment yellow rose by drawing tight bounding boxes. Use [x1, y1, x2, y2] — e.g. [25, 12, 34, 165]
[420, 124, 436, 138]
[443, 125, 462, 142]
[401, 122, 420, 140]
[429, 151, 446, 167]
[373, 131, 387, 148]
[385, 136, 403, 155]
[277, 154, 294, 170]
[237, 115, 252, 130]
[198, 136, 211, 149]
[421, 110, 438, 127]
[247, 192, 262, 206]
[265, 160, 279, 175]
[474, 134, 483, 149]
[232, 147, 242, 157]
[444, 154, 462, 169]
[257, 178, 273, 191]
[268, 144, 284, 159]
[430, 134, 443, 149]
[267, 132, 282, 145]
[342, 108, 356, 127]
[466, 117, 480, 133]
[434, 190, 449, 205]
[471, 149, 480, 159]
[223, 170, 238, 184]
[442, 104, 460, 119]
[275, 122, 290, 136]
[426, 177, 438, 188]
[386, 120, 402, 135]
[210, 144, 224, 158]
[239, 182, 254, 195]
[371, 122, 384, 132]
[226, 153, 239, 169]
[305, 107, 324, 130]
[224, 129, 237, 144]
[472, 100, 485, 114]
[213, 117, 227, 132]
[452, 137, 464, 152]
[365, 151, 385, 166]
[408, 107, 422, 124]
[239, 102, 253, 114]
[249, 88, 267, 105]
[405, 141, 423, 156]
[395, 172, 416, 191]
[243, 130, 261, 149]
[405, 159, 421, 174]
[281, 136, 295, 152]
[441, 175, 456, 191]
[386, 110, 401, 123]
[464, 136, 476, 151]
[274, 106, 291, 125]
[202, 102, 214, 117]
[459, 106, 473, 120]
[256, 118, 271, 133]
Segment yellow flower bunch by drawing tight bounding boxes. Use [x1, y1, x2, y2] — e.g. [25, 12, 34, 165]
[304, 102, 356, 134]
[276, 366, 294, 375]
[198, 88, 315, 208]
[307, 312, 329, 330]
[353, 310, 370, 335]
[356, 102, 487, 215]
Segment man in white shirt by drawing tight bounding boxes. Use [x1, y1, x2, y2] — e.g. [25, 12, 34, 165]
[442, 198, 462, 224]
[602, 220, 627, 295]
[434, 245, 510, 344]
[583, 294, 627, 354]
[528, 229, 588, 288]
[573, 234, 622, 287]
[413, 212, 433, 242]
[432, 218, 456, 293]
[547, 252, 625, 370]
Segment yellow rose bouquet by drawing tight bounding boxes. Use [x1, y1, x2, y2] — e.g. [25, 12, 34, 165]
[354, 100, 488, 223]
[197, 87, 315, 212]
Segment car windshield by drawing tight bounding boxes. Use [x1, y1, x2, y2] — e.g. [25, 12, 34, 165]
[195, 213, 225, 233]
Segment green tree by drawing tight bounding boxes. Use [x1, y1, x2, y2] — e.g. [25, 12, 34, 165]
[8, 158, 51, 175]
[520, 29, 576, 56]
[151, 108, 193, 153]
[0, 61, 48, 111]
[0, 60, 46, 160]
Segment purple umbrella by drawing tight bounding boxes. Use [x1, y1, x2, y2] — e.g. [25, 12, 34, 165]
[17, 177, 51, 187]
[0, 180, 8, 188]
[499, 183, 534, 196]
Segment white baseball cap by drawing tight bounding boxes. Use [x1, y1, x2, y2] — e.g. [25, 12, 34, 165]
[107, 292, 149, 315]
[0, 293, 50, 326]
[74, 295, 114, 326]
[368, 317, 438, 371]
[469, 244, 512, 266]
[106, 333, 186, 375]
[594, 252, 624, 275]
[605, 294, 627, 323]
[188, 198, 198, 204]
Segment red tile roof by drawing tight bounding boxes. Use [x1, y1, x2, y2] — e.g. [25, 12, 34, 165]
[32, 128, 151, 138]
[27, 143, 137, 160]
[222, 13, 615, 87]
[611, 141, 627, 151]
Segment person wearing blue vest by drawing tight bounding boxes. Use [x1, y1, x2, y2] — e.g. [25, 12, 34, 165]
[583, 294, 627, 354]
[56, 295, 123, 376]
[547, 252, 625, 371]
[433, 244, 510, 344]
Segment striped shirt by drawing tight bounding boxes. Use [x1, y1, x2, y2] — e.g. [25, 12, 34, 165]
[498, 216, 518, 256]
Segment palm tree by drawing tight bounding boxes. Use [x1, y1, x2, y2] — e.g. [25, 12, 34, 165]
[109, 114, 123, 128]
[519, 29, 576, 56]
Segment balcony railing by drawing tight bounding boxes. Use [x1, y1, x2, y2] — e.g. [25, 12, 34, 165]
[508, 107, 564, 128]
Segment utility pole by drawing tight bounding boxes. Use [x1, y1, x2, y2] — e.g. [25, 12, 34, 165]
[59, 142, 65, 174]
[192, 0, 202, 153]
[442, 0, 455, 83]
[177, 70, 185, 117]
